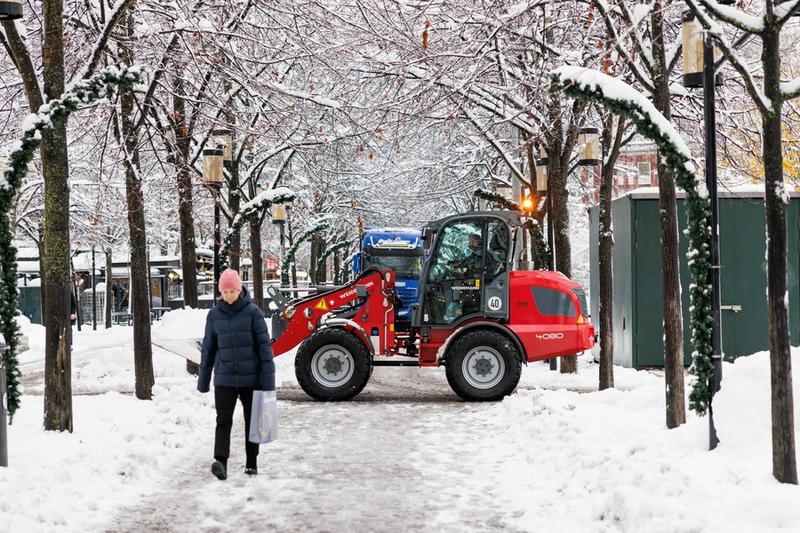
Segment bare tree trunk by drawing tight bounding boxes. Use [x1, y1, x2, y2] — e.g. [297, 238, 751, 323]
[105, 248, 112, 329]
[40, 0, 73, 432]
[224, 98, 240, 271]
[309, 234, 322, 284]
[37, 225, 47, 326]
[651, 1, 686, 429]
[250, 219, 264, 309]
[547, 98, 576, 374]
[173, 81, 198, 310]
[762, 25, 796, 485]
[172, 79, 200, 375]
[119, 10, 154, 400]
[227, 160, 241, 271]
[333, 249, 341, 284]
[598, 121, 614, 391]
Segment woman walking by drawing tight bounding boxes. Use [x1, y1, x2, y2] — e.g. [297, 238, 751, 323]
[197, 269, 275, 480]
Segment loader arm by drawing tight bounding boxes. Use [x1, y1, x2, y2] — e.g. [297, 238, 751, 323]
[271, 268, 397, 357]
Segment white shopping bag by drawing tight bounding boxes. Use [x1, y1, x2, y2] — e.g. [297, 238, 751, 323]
[249, 390, 278, 444]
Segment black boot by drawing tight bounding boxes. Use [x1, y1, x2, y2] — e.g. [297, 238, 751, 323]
[245, 458, 257, 476]
[211, 460, 227, 480]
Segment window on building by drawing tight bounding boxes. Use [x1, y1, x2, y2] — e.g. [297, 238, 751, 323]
[638, 161, 652, 185]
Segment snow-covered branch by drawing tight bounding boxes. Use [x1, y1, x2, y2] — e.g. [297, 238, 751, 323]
[594, 0, 655, 94]
[76, 0, 137, 81]
[461, 105, 530, 188]
[685, 0, 772, 115]
[775, 0, 800, 24]
[695, 0, 765, 34]
[219, 187, 296, 268]
[782, 77, 800, 101]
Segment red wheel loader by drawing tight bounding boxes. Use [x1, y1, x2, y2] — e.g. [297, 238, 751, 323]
[268, 211, 596, 401]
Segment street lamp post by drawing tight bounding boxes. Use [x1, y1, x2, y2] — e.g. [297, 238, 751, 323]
[203, 146, 224, 296]
[535, 146, 557, 371]
[682, 7, 728, 450]
[272, 201, 287, 269]
[682, 6, 799, 446]
[535, 145, 552, 270]
[91, 246, 96, 331]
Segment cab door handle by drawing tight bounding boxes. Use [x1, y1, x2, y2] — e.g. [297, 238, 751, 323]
[721, 304, 742, 313]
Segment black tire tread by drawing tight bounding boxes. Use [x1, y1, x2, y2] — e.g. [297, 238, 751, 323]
[295, 328, 372, 401]
[445, 329, 522, 401]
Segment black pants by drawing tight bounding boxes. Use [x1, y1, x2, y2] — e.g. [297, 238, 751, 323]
[214, 386, 259, 467]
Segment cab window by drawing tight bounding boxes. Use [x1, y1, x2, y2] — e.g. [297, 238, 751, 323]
[485, 221, 509, 283]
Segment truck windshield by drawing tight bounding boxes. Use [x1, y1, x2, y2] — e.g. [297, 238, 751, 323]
[365, 254, 423, 279]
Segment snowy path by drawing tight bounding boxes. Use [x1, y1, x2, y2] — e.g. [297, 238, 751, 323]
[107, 371, 530, 533]
[7, 315, 800, 532]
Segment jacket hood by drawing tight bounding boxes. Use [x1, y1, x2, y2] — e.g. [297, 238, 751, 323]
[217, 286, 252, 314]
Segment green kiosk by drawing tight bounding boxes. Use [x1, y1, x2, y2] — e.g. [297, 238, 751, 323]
[589, 186, 800, 368]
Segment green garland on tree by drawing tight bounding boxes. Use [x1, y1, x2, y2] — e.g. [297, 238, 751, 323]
[0, 64, 146, 419]
[474, 188, 521, 211]
[550, 66, 714, 415]
[219, 187, 295, 268]
[529, 222, 552, 271]
[316, 240, 350, 283]
[281, 222, 330, 287]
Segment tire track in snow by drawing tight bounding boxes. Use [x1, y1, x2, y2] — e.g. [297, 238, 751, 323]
[107, 372, 529, 533]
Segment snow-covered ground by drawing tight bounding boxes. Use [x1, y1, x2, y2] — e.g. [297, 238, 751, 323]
[2, 315, 800, 532]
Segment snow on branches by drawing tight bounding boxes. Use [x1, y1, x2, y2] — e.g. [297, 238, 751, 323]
[219, 187, 296, 269]
[550, 66, 715, 416]
[0, 64, 146, 420]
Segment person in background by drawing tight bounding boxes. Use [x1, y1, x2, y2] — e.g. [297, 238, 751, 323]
[197, 268, 275, 480]
[70, 285, 77, 326]
[111, 280, 123, 312]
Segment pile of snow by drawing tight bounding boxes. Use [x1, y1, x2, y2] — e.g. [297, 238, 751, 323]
[151, 308, 210, 364]
[4, 323, 214, 531]
[149, 306, 299, 387]
[489, 349, 800, 532]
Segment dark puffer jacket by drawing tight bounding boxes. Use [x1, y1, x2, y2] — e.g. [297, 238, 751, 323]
[197, 287, 275, 392]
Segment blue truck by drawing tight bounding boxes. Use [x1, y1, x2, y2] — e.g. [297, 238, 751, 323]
[352, 227, 424, 325]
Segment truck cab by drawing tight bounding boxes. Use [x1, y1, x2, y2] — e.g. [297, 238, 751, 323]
[353, 227, 423, 327]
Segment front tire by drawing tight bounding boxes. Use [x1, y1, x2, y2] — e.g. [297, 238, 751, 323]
[445, 330, 521, 401]
[295, 328, 372, 401]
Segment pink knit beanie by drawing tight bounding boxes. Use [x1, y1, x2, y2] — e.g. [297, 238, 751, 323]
[219, 269, 243, 292]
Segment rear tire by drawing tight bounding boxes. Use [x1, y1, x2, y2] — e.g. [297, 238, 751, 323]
[295, 328, 372, 401]
[445, 330, 521, 401]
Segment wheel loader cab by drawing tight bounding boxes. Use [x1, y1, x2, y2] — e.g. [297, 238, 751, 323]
[415, 212, 515, 328]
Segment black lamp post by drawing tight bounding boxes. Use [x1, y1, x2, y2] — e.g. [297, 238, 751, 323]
[0, 0, 23, 20]
[535, 146, 558, 371]
[272, 200, 287, 273]
[91, 246, 97, 331]
[535, 145, 552, 270]
[203, 146, 224, 296]
[682, 5, 730, 450]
